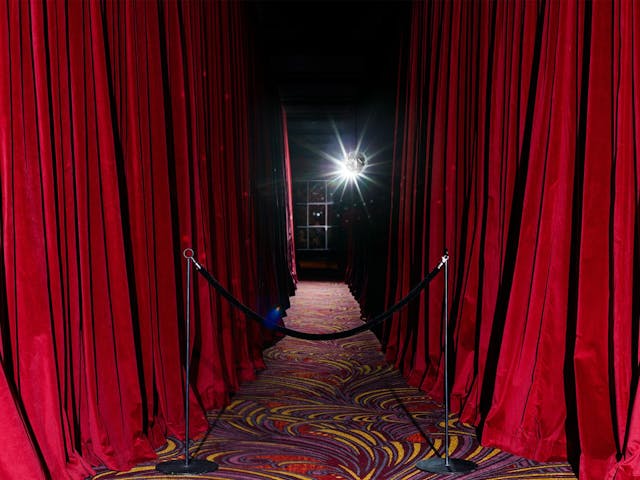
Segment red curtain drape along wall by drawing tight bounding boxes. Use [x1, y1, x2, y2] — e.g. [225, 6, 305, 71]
[0, 1, 293, 478]
[384, 1, 640, 479]
[282, 107, 298, 286]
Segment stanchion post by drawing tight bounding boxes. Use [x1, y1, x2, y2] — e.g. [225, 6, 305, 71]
[156, 249, 218, 475]
[416, 249, 477, 474]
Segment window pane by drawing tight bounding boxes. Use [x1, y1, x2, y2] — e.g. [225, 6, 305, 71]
[309, 182, 325, 202]
[308, 204, 325, 225]
[308, 227, 326, 249]
[296, 228, 308, 249]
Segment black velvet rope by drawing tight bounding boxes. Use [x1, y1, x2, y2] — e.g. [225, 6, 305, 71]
[192, 260, 444, 341]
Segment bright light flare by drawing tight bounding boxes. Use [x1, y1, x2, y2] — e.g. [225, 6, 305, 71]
[296, 117, 386, 219]
[339, 151, 366, 182]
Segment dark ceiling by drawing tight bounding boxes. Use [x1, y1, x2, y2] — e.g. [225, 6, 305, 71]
[249, 1, 409, 178]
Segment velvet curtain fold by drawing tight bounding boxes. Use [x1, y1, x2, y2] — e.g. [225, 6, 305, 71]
[383, 1, 640, 479]
[0, 1, 293, 478]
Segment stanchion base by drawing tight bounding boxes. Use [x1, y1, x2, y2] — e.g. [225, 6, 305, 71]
[156, 459, 219, 474]
[416, 457, 477, 473]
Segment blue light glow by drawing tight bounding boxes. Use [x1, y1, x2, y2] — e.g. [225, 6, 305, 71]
[264, 306, 282, 329]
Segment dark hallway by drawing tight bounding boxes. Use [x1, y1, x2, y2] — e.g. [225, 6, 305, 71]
[249, 1, 405, 282]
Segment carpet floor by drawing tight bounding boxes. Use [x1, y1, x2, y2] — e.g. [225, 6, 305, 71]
[90, 280, 577, 480]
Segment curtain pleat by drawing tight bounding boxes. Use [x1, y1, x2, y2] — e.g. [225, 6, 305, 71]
[0, 0, 293, 477]
[383, 1, 640, 479]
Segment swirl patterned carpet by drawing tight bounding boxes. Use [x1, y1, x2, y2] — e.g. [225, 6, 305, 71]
[91, 281, 577, 480]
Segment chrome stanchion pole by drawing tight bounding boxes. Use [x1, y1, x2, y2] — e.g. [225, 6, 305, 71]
[417, 249, 477, 474]
[156, 249, 218, 474]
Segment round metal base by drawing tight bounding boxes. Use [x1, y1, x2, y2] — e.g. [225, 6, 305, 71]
[416, 457, 477, 473]
[156, 459, 219, 475]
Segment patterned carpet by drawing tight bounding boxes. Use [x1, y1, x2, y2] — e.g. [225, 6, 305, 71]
[90, 281, 577, 480]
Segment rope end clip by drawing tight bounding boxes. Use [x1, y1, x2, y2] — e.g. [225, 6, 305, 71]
[183, 248, 202, 270]
[438, 249, 449, 269]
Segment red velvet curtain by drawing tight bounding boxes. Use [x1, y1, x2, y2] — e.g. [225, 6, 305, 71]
[0, 1, 292, 478]
[282, 107, 298, 286]
[383, 1, 640, 479]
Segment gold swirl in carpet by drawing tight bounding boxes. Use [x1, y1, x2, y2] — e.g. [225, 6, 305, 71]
[90, 281, 576, 479]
